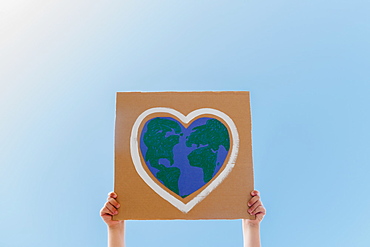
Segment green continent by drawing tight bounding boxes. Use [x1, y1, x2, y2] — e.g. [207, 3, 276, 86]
[143, 118, 182, 195]
[187, 146, 217, 183]
[186, 119, 230, 183]
[155, 164, 181, 195]
[186, 119, 230, 151]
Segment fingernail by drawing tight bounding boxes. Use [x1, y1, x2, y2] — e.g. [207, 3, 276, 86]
[117, 204, 120, 208]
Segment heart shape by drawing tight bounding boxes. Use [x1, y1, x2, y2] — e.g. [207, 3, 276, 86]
[140, 116, 230, 198]
[130, 108, 239, 213]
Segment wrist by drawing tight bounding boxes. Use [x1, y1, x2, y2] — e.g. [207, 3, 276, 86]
[242, 219, 261, 247]
[108, 221, 125, 231]
[108, 221, 125, 247]
[242, 219, 260, 228]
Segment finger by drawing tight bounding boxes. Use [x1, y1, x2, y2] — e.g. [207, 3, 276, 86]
[248, 200, 262, 214]
[251, 204, 266, 216]
[105, 201, 118, 215]
[250, 190, 260, 197]
[100, 206, 114, 217]
[108, 197, 121, 209]
[248, 194, 260, 207]
[107, 192, 118, 199]
[255, 211, 266, 222]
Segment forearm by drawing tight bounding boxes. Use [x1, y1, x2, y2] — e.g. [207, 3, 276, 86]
[108, 222, 125, 247]
[242, 220, 261, 247]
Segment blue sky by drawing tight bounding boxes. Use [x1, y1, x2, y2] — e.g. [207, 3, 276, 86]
[1, 1, 369, 246]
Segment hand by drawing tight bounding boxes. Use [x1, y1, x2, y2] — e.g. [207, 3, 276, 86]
[100, 192, 124, 228]
[244, 190, 266, 226]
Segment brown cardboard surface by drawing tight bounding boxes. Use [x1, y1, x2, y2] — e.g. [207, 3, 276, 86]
[113, 91, 254, 220]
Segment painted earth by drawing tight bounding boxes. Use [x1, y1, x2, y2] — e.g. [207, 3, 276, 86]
[140, 117, 230, 198]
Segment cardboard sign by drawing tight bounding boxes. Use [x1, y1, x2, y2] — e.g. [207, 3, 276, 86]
[113, 91, 254, 220]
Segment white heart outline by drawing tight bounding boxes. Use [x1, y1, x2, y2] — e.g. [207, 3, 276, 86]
[130, 107, 239, 213]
